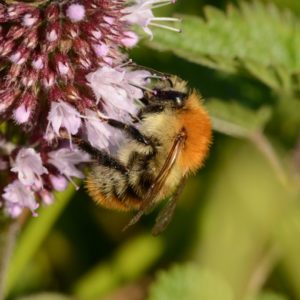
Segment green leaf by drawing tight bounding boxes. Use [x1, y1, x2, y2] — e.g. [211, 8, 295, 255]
[206, 98, 271, 137]
[148, 264, 233, 300]
[5, 186, 75, 297]
[148, 2, 300, 93]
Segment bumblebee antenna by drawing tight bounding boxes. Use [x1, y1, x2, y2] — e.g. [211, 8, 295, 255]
[128, 83, 157, 95]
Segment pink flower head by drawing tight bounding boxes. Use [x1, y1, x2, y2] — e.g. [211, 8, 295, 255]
[0, 0, 179, 219]
[2, 180, 39, 217]
[11, 148, 48, 187]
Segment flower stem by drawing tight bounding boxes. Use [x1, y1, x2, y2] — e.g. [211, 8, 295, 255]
[0, 217, 19, 300]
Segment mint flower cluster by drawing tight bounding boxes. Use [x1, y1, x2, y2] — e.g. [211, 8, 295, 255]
[0, 0, 178, 217]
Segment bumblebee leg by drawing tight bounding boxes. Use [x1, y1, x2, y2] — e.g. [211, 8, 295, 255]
[137, 105, 164, 119]
[106, 119, 152, 146]
[78, 140, 128, 174]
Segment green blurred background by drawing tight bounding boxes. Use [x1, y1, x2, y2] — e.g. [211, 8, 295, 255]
[4, 0, 300, 299]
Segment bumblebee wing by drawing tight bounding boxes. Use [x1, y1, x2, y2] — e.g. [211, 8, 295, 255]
[152, 175, 188, 236]
[123, 130, 187, 231]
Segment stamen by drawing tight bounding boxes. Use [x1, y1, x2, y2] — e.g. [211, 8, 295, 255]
[116, 59, 133, 69]
[151, 2, 174, 9]
[152, 17, 181, 22]
[129, 82, 156, 94]
[150, 22, 181, 32]
[66, 175, 80, 190]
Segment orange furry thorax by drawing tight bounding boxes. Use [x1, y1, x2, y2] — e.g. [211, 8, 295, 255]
[178, 92, 212, 174]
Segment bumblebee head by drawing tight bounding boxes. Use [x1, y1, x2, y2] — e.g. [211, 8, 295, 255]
[143, 76, 190, 110]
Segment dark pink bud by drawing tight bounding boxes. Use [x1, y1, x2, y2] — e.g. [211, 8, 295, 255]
[73, 38, 91, 57]
[44, 22, 61, 51]
[103, 15, 115, 25]
[45, 21, 60, 42]
[42, 67, 56, 89]
[6, 25, 27, 40]
[21, 68, 39, 88]
[84, 0, 97, 10]
[74, 69, 89, 85]
[54, 53, 73, 80]
[0, 89, 18, 113]
[48, 86, 65, 102]
[9, 46, 30, 65]
[0, 39, 14, 56]
[82, 22, 102, 41]
[7, 3, 32, 20]
[63, 22, 79, 39]
[23, 29, 38, 49]
[6, 64, 22, 85]
[0, 4, 7, 22]
[22, 9, 40, 27]
[31, 53, 46, 70]
[76, 56, 92, 70]
[45, 3, 60, 22]
[77, 96, 95, 112]
[13, 92, 36, 124]
[65, 85, 81, 101]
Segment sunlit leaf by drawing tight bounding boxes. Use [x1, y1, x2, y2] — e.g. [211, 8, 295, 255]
[148, 264, 233, 300]
[206, 98, 271, 137]
[148, 2, 300, 93]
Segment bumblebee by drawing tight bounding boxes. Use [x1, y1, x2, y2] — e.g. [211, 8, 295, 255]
[83, 76, 212, 234]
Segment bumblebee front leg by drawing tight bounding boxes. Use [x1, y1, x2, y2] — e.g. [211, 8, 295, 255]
[78, 140, 128, 174]
[105, 118, 152, 146]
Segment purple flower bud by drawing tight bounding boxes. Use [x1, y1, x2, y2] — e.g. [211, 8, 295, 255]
[0, 4, 6, 22]
[0, 89, 18, 113]
[11, 148, 48, 187]
[45, 3, 59, 22]
[7, 3, 32, 20]
[2, 180, 39, 217]
[0, 39, 14, 56]
[6, 25, 27, 40]
[48, 147, 90, 180]
[66, 3, 86, 23]
[49, 174, 68, 191]
[121, 31, 139, 48]
[22, 10, 40, 27]
[13, 93, 36, 124]
[40, 189, 53, 205]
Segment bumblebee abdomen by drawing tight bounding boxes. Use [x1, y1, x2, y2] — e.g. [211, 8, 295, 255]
[86, 164, 141, 211]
